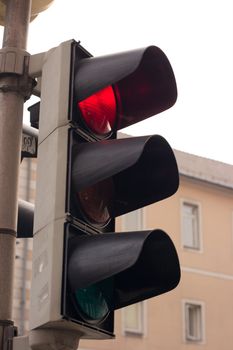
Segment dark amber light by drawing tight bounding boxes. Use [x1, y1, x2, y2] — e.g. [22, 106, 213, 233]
[77, 178, 114, 226]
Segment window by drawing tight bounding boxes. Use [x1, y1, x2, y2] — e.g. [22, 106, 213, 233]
[184, 302, 204, 343]
[182, 201, 200, 250]
[123, 302, 145, 335]
[121, 210, 145, 335]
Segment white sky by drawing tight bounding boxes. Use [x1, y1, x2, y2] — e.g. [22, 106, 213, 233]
[1, 0, 233, 164]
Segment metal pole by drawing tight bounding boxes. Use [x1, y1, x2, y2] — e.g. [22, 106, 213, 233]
[0, 0, 32, 348]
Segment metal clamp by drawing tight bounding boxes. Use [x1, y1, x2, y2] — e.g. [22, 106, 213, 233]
[0, 47, 36, 100]
[0, 47, 29, 75]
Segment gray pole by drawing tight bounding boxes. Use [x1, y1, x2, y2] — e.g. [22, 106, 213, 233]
[0, 0, 32, 348]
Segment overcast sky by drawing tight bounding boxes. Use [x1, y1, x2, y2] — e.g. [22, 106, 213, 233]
[1, 0, 233, 164]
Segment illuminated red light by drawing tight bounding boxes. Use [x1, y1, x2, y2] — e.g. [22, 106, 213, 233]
[78, 86, 117, 135]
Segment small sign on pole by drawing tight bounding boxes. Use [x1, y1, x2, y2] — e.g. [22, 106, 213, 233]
[21, 125, 38, 160]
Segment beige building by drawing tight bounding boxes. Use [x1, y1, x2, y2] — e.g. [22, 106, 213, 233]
[14, 150, 233, 349]
[13, 158, 36, 335]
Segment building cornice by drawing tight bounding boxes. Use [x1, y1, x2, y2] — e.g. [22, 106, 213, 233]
[174, 149, 233, 190]
[118, 132, 233, 190]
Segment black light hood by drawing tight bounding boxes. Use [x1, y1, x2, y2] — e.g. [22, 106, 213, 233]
[72, 135, 179, 217]
[67, 228, 180, 310]
[74, 45, 177, 130]
[17, 200, 34, 238]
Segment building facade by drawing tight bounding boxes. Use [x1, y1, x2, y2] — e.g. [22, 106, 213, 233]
[13, 158, 36, 335]
[14, 150, 233, 349]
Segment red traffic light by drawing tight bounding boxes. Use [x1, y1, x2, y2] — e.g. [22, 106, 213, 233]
[78, 86, 117, 135]
[72, 44, 177, 138]
[62, 41, 180, 336]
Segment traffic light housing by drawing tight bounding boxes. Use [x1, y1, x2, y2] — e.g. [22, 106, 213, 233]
[29, 40, 180, 340]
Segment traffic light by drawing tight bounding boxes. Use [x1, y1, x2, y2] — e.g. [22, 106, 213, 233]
[17, 125, 38, 238]
[17, 200, 34, 238]
[29, 40, 180, 341]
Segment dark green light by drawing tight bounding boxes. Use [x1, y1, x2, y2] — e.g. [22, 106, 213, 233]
[74, 278, 113, 322]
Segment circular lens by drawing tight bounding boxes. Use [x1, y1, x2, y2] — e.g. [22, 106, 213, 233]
[78, 86, 117, 135]
[74, 282, 111, 322]
[77, 178, 114, 226]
